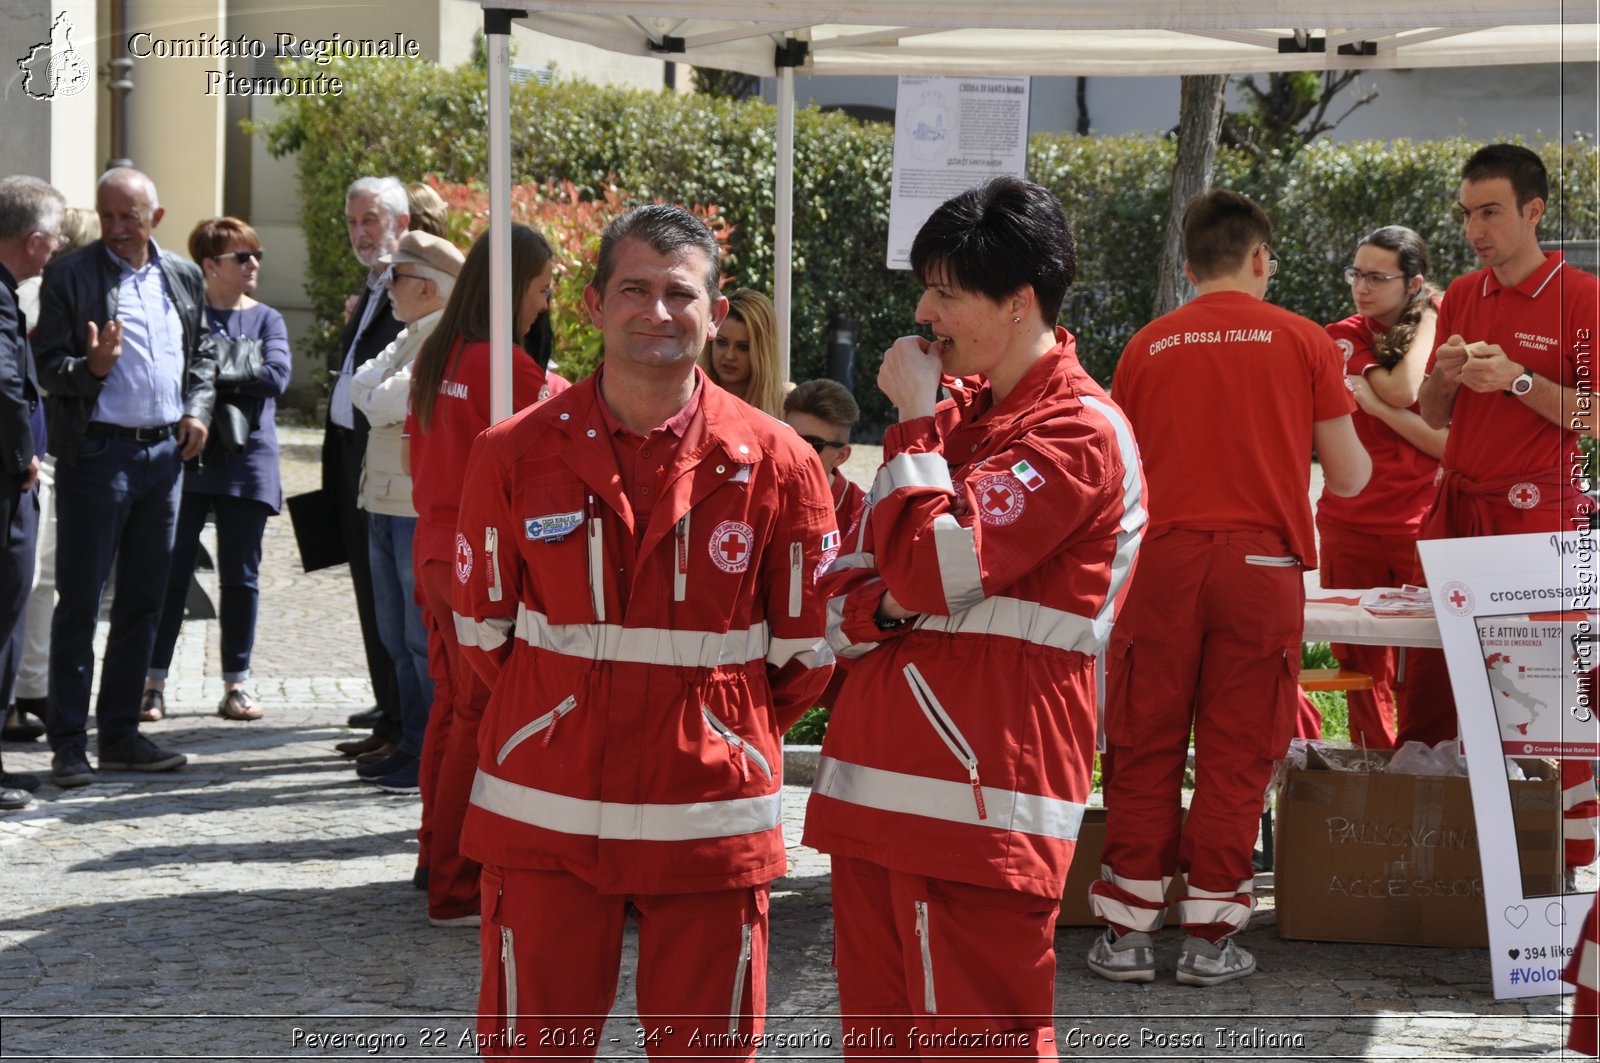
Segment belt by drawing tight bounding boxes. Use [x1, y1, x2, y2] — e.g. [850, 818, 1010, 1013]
[86, 421, 176, 443]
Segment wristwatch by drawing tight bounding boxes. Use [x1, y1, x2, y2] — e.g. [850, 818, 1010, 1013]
[1508, 369, 1535, 397]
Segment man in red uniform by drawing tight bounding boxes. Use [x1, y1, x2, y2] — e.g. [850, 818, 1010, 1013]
[1088, 190, 1370, 986]
[806, 177, 1147, 1055]
[452, 205, 835, 1058]
[1409, 144, 1598, 871]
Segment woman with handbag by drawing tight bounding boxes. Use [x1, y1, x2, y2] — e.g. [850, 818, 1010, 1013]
[142, 217, 291, 722]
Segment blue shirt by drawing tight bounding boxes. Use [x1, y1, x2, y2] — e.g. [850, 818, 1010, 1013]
[93, 239, 185, 428]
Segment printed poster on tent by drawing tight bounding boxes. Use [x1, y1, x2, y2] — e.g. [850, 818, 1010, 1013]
[1418, 530, 1598, 1000]
[886, 75, 1030, 270]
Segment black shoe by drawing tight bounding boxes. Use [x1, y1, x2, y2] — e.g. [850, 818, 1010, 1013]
[334, 732, 387, 758]
[357, 749, 416, 781]
[51, 748, 95, 788]
[1, 770, 41, 792]
[3, 707, 44, 741]
[98, 734, 187, 773]
[347, 707, 384, 729]
[412, 866, 429, 891]
[0, 786, 31, 810]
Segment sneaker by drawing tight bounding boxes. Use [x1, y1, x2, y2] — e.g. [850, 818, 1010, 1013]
[1086, 928, 1156, 983]
[1176, 935, 1256, 986]
[373, 760, 421, 795]
[0, 786, 32, 810]
[357, 749, 415, 781]
[51, 748, 95, 788]
[98, 734, 187, 773]
[2, 770, 41, 792]
[429, 912, 481, 928]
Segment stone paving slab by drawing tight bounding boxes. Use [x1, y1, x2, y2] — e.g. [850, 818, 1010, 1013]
[0, 424, 1583, 1060]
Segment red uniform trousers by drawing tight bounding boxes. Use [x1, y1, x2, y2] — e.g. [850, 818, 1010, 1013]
[1567, 898, 1599, 1057]
[830, 856, 1059, 1061]
[1315, 519, 1425, 749]
[1091, 529, 1302, 941]
[418, 558, 488, 922]
[477, 865, 768, 1060]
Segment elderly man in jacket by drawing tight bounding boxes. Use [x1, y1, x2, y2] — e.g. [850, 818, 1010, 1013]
[33, 167, 214, 787]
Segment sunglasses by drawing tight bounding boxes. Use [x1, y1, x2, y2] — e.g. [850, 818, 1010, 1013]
[799, 434, 847, 454]
[218, 250, 263, 265]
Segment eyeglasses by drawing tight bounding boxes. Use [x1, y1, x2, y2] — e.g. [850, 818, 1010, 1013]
[1343, 266, 1406, 287]
[386, 270, 427, 286]
[1257, 243, 1279, 278]
[799, 434, 847, 455]
[218, 250, 262, 265]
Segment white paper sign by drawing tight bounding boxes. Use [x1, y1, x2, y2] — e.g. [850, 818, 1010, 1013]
[886, 76, 1030, 270]
[1419, 530, 1598, 1000]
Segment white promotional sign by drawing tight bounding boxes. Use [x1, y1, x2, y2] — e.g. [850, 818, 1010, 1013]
[886, 76, 1030, 270]
[1418, 531, 1598, 1000]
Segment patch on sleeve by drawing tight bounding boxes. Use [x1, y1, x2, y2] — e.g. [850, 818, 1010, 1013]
[1011, 459, 1046, 492]
[1335, 337, 1354, 363]
[974, 473, 1025, 526]
[525, 510, 585, 543]
[821, 530, 841, 552]
[454, 533, 474, 583]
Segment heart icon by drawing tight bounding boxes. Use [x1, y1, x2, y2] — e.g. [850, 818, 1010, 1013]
[1505, 905, 1529, 928]
[1509, 949, 1521, 959]
[1547, 903, 1566, 927]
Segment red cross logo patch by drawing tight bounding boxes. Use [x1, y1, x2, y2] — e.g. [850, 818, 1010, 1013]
[709, 520, 755, 573]
[455, 532, 474, 584]
[1441, 580, 1474, 616]
[974, 473, 1025, 526]
[1508, 482, 1540, 510]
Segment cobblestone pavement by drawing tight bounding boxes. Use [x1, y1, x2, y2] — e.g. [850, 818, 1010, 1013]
[0, 425, 1582, 1061]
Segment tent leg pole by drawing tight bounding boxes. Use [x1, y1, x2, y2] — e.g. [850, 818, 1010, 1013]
[775, 60, 795, 385]
[485, 8, 515, 425]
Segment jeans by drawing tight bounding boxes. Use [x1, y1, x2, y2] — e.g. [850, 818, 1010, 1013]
[368, 512, 433, 757]
[149, 491, 273, 683]
[47, 431, 182, 753]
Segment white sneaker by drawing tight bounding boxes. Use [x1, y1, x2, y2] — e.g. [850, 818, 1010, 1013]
[1176, 935, 1256, 986]
[1085, 928, 1156, 983]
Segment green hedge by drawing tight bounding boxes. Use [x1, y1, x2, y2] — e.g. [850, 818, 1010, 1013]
[258, 58, 1598, 428]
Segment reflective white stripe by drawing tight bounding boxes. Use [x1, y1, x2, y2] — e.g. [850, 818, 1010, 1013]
[767, 634, 833, 671]
[825, 592, 879, 660]
[914, 595, 1103, 656]
[729, 923, 752, 1035]
[1186, 881, 1254, 899]
[587, 511, 606, 622]
[1098, 865, 1171, 905]
[875, 451, 953, 496]
[472, 769, 783, 841]
[1088, 891, 1167, 933]
[456, 611, 512, 651]
[812, 756, 1085, 840]
[1244, 554, 1298, 567]
[915, 900, 937, 1013]
[1578, 938, 1598, 992]
[1079, 394, 1146, 649]
[932, 513, 985, 612]
[1563, 778, 1598, 809]
[1176, 896, 1252, 930]
[515, 605, 770, 667]
[1566, 818, 1597, 840]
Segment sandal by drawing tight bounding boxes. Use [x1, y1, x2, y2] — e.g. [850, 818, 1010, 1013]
[218, 688, 263, 721]
[139, 689, 165, 723]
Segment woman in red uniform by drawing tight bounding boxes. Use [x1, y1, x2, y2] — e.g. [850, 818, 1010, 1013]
[406, 225, 569, 926]
[805, 176, 1146, 1057]
[1315, 226, 1446, 748]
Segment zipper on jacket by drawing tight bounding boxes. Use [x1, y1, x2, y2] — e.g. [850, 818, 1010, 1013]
[587, 495, 606, 622]
[674, 512, 691, 602]
[902, 663, 986, 820]
[728, 922, 753, 1036]
[496, 695, 578, 763]
[788, 541, 803, 618]
[915, 900, 937, 1013]
[702, 705, 772, 781]
[500, 923, 518, 1041]
[485, 526, 502, 602]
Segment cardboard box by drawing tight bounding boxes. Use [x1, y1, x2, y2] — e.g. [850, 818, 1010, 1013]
[1273, 751, 1564, 948]
[1059, 808, 1183, 926]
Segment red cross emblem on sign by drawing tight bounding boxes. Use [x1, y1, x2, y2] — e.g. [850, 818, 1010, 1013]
[1442, 581, 1474, 615]
[973, 473, 1025, 526]
[1508, 482, 1540, 509]
[1448, 590, 1468, 609]
[708, 520, 756, 573]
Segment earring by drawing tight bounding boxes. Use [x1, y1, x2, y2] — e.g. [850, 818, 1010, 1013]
[1012, 315, 1021, 324]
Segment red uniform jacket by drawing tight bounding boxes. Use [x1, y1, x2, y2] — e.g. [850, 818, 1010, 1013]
[803, 332, 1147, 898]
[452, 372, 837, 894]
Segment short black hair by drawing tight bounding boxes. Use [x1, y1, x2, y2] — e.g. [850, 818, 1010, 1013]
[594, 203, 721, 296]
[1461, 143, 1548, 210]
[1182, 189, 1272, 283]
[909, 176, 1076, 324]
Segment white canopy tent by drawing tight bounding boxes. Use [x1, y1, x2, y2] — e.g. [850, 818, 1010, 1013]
[476, 1, 1599, 421]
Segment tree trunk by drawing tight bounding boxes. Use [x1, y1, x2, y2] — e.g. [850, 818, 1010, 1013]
[1154, 74, 1227, 318]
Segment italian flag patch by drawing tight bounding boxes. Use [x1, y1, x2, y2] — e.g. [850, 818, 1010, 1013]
[1011, 459, 1046, 491]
